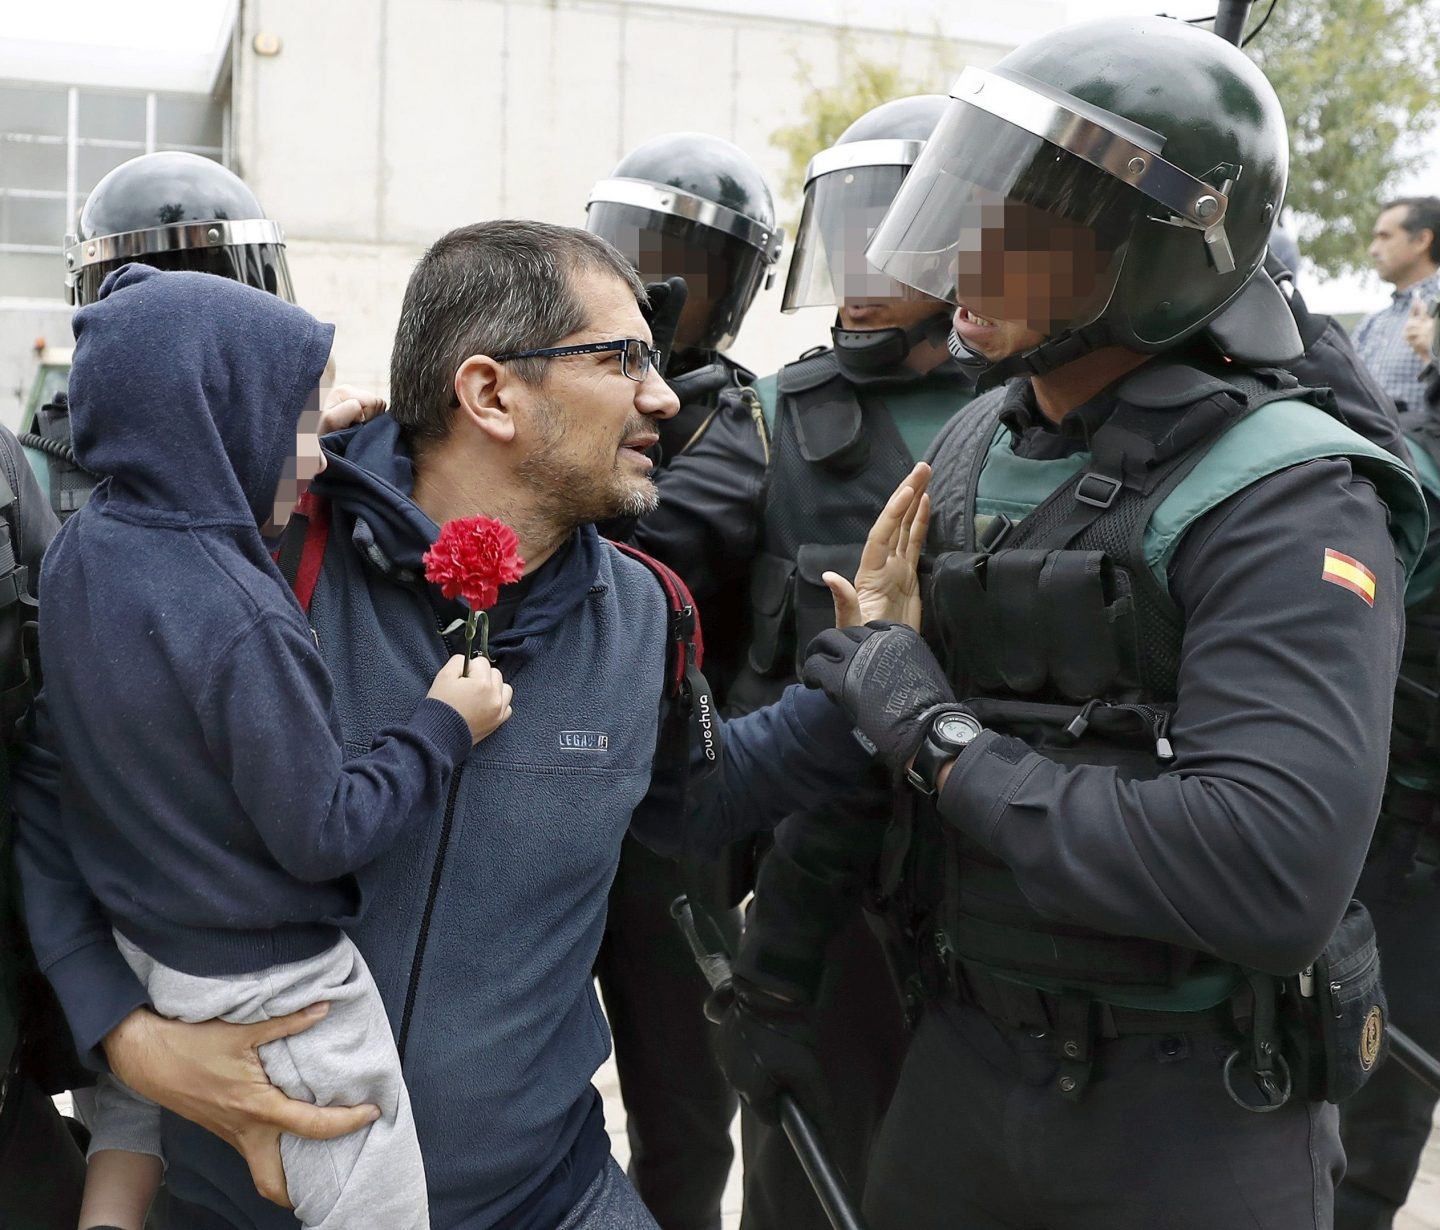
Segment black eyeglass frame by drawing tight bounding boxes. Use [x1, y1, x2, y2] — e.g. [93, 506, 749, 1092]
[492, 338, 661, 382]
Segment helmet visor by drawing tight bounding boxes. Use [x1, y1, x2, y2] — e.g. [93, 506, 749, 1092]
[866, 101, 1144, 335]
[781, 164, 929, 313]
[587, 201, 767, 350]
[72, 242, 295, 307]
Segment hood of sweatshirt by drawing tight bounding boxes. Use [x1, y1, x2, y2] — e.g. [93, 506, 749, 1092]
[68, 263, 334, 526]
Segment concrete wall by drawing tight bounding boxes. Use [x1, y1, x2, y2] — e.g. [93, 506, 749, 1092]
[231, 0, 1047, 392]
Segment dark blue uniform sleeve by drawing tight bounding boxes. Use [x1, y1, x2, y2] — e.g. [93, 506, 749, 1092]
[935, 458, 1405, 975]
[631, 684, 875, 858]
[630, 389, 767, 610]
[14, 694, 149, 1063]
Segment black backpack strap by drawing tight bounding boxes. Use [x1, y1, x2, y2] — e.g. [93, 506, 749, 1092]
[609, 540, 723, 804]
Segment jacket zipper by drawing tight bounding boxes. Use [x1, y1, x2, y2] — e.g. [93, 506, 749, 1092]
[396, 606, 469, 1062]
[396, 768, 463, 1062]
[1065, 700, 1175, 762]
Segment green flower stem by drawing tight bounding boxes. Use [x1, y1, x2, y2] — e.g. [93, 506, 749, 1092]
[460, 609, 492, 677]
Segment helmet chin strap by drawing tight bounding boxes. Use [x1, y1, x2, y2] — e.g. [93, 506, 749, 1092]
[969, 321, 1117, 393]
[832, 312, 952, 381]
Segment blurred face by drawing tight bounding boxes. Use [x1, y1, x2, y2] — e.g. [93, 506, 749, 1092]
[1370, 205, 1434, 286]
[950, 199, 1113, 362]
[261, 408, 323, 536]
[628, 232, 725, 352]
[839, 293, 945, 332]
[512, 267, 679, 525]
[827, 203, 937, 329]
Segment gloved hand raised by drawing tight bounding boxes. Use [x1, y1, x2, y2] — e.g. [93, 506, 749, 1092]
[713, 979, 829, 1128]
[641, 276, 689, 377]
[801, 621, 956, 775]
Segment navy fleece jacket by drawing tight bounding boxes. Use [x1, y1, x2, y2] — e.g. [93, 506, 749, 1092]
[34, 265, 474, 977]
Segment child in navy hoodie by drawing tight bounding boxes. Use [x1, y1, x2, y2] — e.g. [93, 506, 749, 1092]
[40, 266, 513, 1230]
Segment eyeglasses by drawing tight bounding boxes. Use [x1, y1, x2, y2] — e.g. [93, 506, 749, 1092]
[493, 338, 662, 383]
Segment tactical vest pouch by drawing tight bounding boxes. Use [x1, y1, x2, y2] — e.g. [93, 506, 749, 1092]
[929, 549, 1139, 702]
[1277, 900, 1388, 1104]
[793, 543, 865, 675]
[792, 391, 869, 474]
[747, 552, 796, 677]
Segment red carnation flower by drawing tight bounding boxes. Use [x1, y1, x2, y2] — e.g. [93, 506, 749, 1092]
[423, 516, 525, 611]
[422, 516, 524, 672]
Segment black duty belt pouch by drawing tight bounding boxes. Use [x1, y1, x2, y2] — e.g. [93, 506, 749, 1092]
[1280, 899, 1388, 1104]
[793, 543, 865, 675]
[747, 552, 795, 677]
[928, 549, 1138, 702]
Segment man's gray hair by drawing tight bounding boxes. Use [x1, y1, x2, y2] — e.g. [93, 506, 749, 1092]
[389, 219, 647, 440]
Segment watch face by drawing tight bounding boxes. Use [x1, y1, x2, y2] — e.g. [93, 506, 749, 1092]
[936, 712, 982, 746]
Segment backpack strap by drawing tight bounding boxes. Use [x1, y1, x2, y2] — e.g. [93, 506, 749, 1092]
[274, 489, 332, 615]
[610, 540, 704, 694]
[609, 540, 723, 791]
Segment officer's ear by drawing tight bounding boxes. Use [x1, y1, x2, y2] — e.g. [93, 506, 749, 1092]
[453, 354, 516, 444]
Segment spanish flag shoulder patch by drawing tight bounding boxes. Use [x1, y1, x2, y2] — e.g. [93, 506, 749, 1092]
[1322, 548, 1376, 607]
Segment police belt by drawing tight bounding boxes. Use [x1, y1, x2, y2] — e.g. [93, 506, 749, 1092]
[949, 959, 1236, 1038]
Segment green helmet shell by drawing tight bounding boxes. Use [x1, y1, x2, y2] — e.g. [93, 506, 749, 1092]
[608, 132, 777, 231]
[998, 16, 1288, 350]
[586, 133, 781, 351]
[834, 94, 951, 149]
[867, 17, 1288, 368]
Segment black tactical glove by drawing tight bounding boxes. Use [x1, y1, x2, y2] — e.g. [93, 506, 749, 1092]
[713, 979, 828, 1127]
[641, 276, 689, 377]
[801, 621, 957, 776]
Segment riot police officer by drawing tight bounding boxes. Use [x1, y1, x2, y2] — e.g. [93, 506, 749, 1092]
[24, 150, 294, 520]
[723, 18, 1426, 1229]
[587, 131, 783, 692]
[584, 132, 781, 1230]
[663, 97, 972, 1230]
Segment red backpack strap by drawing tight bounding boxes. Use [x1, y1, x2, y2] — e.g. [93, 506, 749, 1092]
[273, 489, 332, 615]
[609, 539, 704, 699]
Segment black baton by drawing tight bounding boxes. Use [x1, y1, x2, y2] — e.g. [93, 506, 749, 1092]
[1389, 1025, 1440, 1095]
[670, 895, 870, 1230]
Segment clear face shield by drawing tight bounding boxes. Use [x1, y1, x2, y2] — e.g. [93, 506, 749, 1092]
[866, 67, 1238, 337]
[782, 150, 933, 314]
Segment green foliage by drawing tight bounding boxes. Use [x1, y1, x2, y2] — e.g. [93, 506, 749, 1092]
[1248, 0, 1440, 277]
[769, 34, 956, 212]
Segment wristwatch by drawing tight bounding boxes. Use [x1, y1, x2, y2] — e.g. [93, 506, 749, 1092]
[906, 708, 984, 796]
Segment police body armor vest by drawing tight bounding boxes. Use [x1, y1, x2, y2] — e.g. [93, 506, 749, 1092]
[728, 348, 959, 715]
[1382, 424, 1440, 856]
[917, 361, 1425, 1002]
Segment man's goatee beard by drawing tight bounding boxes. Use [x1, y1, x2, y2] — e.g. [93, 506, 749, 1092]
[615, 480, 661, 519]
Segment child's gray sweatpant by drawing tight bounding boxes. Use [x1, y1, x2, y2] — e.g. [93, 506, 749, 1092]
[92, 931, 428, 1229]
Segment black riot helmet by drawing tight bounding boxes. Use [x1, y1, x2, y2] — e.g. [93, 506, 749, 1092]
[782, 95, 949, 315]
[65, 151, 294, 307]
[586, 134, 783, 352]
[866, 17, 1289, 381]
